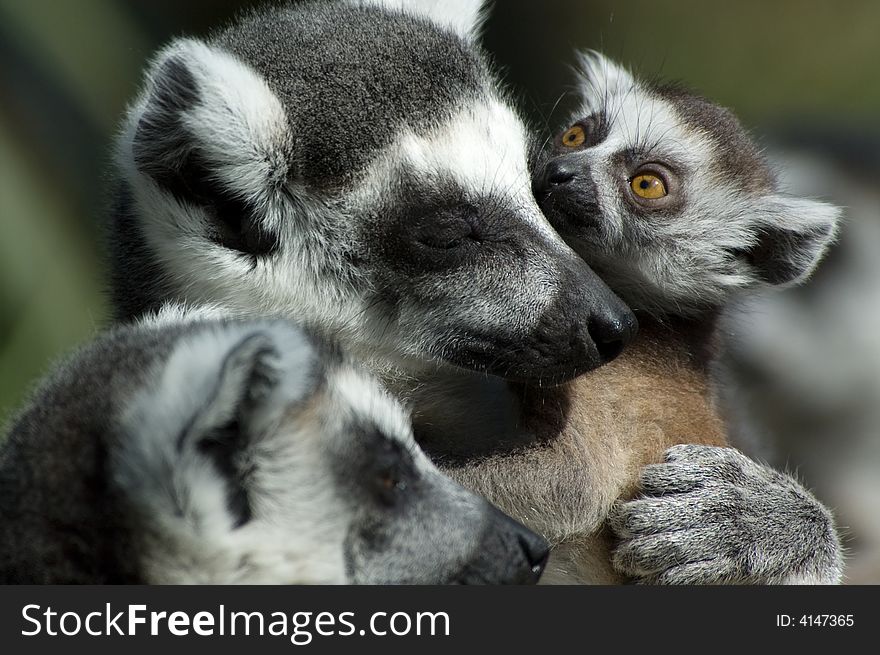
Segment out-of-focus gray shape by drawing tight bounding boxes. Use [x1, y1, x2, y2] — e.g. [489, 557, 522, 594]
[718, 125, 880, 583]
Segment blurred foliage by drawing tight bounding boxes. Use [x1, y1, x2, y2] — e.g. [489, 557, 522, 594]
[1, 0, 879, 422]
[486, 0, 880, 126]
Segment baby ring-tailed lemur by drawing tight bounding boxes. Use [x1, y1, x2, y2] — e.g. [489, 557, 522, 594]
[106, 0, 837, 584]
[0, 306, 548, 584]
[521, 51, 842, 583]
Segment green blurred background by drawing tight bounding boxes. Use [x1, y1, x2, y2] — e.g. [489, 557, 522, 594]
[1, 0, 878, 421]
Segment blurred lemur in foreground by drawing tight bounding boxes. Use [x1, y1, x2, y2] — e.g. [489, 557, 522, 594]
[106, 0, 841, 583]
[0, 306, 547, 583]
[517, 51, 842, 583]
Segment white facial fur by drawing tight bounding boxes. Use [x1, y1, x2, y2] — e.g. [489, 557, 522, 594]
[360, 98, 562, 245]
[536, 51, 840, 317]
[349, 99, 573, 361]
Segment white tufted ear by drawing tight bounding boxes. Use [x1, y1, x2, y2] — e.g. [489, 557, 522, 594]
[116, 323, 317, 537]
[350, 0, 491, 39]
[127, 37, 293, 208]
[746, 195, 841, 286]
[118, 37, 295, 256]
[574, 50, 639, 113]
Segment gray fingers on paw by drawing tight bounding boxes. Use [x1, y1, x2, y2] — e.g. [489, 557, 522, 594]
[611, 525, 723, 578]
[648, 557, 739, 585]
[664, 444, 746, 466]
[638, 462, 706, 495]
[664, 444, 721, 462]
[610, 496, 711, 537]
[661, 446, 755, 488]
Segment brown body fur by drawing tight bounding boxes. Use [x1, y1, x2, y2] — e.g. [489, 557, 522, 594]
[538, 318, 727, 583]
[431, 316, 728, 584]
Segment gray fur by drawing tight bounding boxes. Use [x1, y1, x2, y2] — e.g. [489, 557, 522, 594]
[650, 82, 774, 194]
[212, 3, 488, 188]
[534, 51, 840, 318]
[610, 446, 842, 584]
[0, 319, 185, 583]
[108, 0, 636, 383]
[103, 2, 843, 586]
[0, 307, 548, 584]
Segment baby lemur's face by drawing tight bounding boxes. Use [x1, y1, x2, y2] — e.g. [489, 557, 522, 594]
[534, 51, 839, 317]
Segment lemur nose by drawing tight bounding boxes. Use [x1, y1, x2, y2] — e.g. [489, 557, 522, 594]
[518, 531, 550, 575]
[544, 160, 577, 187]
[588, 312, 638, 365]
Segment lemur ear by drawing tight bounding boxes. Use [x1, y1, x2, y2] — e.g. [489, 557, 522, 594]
[117, 323, 317, 533]
[746, 196, 841, 286]
[128, 38, 294, 256]
[147, 332, 284, 530]
[351, 0, 490, 39]
[190, 332, 281, 442]
[574, 50, 638, 111]
[185, 332, 282, 528]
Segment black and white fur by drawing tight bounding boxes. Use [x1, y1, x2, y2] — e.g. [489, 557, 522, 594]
[535, 51, 840, 318]
[533, 52, 843, 584]
[109, 0, 636, 387]
[106, 0, 841, 585]
[0, 306, 548, 584]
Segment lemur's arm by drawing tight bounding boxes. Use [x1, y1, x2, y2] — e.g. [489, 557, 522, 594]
[609, 445, 843, 584]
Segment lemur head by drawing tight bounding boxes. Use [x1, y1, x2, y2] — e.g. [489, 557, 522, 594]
[111, 1, 635, 384]
[533, 51, 840, 318]
[2, 308, 548, 584]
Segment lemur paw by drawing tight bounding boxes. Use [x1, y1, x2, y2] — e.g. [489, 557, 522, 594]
[609, 445, 843, 585]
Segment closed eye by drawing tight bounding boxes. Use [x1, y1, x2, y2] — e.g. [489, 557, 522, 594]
[375, 469, 406, 506]
[413, 205, 481, 250]
[350, 425, 417, 507]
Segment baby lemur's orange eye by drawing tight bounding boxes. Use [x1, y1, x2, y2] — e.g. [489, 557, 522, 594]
[630, 174, 667, 199]
[561, 124, 586, 148]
